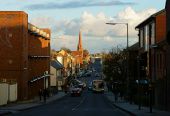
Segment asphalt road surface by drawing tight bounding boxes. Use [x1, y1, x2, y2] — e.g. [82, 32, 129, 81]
[8, 77, 129, 116]
[8, 60, 129, 116]
[8, 90, 129, 116]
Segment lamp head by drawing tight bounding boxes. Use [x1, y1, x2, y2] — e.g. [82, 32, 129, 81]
[106, 23, 116, 25]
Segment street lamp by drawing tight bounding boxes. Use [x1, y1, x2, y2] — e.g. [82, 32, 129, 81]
[105, 23, 129, 48]
[106, 22, 129, 99]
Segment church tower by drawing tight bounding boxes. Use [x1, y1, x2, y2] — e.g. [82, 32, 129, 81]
[77, 31, 83, 52]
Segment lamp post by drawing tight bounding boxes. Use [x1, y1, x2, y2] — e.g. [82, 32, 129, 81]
[106, 22, 129, 98]
[105, 23, 129, 48]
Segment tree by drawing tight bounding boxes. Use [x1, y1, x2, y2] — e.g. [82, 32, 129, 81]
[83, 49, 89, 56]
[60, 47, 71, 53]
[102, 48, 127, 93]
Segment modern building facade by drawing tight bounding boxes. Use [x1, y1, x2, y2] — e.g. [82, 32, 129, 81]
[0, 11, 50, 101]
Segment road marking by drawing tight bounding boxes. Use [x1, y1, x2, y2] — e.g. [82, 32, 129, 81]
[72, 97, 86, 111]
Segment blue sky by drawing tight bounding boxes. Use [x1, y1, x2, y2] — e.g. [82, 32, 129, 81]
[0, 0, 166, 53]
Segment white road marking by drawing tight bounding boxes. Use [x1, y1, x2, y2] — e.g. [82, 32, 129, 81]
[72, 97, 86, 111]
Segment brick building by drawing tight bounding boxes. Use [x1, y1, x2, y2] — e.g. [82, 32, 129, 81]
[28, 24, 50, 100]
[136, 9, 170, 110]
[128, 42, 139, 83]
[166, 0, 170, 44]
[0, 11, 50, 101]
[165, 0, 170, 111]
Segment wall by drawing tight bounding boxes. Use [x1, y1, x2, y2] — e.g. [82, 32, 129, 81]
[166, 0, 170, 111]
[50, 66, 57, 86]
[0, 11, 28, 100]
[28, 28, 50, 99]
[156, 12, 166, 43]
[166, 0, 170, 43]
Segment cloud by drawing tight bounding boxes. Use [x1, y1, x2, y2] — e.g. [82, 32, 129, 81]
[31, 7, 157, 38]
[30, 7, 157, 53]
[51, 35, 78, 51]
[107, 7, 157, 37]
[25, 1, 136, 10]
[80, 7, 157, 37]
[80, 12, 111, 37]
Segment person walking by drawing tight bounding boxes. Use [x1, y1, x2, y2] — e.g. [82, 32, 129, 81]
[39, 89, 42, 101]
[43, 89, 47, 103]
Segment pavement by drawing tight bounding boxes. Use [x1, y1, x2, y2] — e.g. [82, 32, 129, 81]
[105, 91, 170, 116]
[0, 92, 66, 116]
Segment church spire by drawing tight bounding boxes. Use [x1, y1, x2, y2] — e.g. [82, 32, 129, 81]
[77, 31, 83, 52]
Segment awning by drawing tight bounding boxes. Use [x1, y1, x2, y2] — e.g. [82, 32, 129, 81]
[51, 60, 64, 69]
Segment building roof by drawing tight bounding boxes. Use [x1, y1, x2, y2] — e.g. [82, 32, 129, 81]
[71, 51, 82, 57]
[51, 60, 64, 69]
[57, 50, 69, 57]
[128, 42, 139, 51]
[77, 31, 83, 52]
[135, 9, 165, 29]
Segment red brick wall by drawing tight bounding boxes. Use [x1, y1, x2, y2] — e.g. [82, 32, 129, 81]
[0, 11, 29, 100]
[156, 12, 166, 43]
[28, 28, 50, 99]
[0, 11, 51, 100]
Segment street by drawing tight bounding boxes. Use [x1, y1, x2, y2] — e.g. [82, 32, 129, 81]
[8, 89, 129, 116]
[7, 60, 129, 116]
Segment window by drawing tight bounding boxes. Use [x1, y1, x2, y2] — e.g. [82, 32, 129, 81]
[151, 22, 155, 45]
[140, 28, 144, 48]
[144, 25, 149, 51]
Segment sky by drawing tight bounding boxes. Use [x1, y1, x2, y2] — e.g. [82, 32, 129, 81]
[0, 0, 166, 53]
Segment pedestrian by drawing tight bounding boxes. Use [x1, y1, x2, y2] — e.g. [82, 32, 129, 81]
[114, 91, 118, 102]
[43, 89, 47, 102]
[39, 89, 42, 101]
[65, 84, 69, 93]
[61, 85, 64, 91]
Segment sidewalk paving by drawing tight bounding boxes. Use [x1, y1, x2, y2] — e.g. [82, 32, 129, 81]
[105, 91, 170, 116]
[0, 92, 66, 116]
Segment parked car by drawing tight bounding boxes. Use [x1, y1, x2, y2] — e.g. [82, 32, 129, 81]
[69, 85, 82, 96]
[95, 73, 100, 77]
[88, 82, 93, 91]
[70, 79, 86, 89]
[84, 71, 91, 77]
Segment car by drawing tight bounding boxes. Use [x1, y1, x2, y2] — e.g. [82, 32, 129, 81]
[80, 73, 87, 78]
[78, 82, 86, 89]
[70, 79, 86, 89]
[88, 82, 93, 91]
[69, 85, 82, 96]
[95, 73, 100, 77]
[92, 80, 104, 93]
[86, 73, 91, 77]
